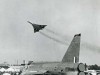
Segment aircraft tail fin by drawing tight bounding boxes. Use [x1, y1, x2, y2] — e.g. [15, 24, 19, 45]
[62, 34, 81, 63]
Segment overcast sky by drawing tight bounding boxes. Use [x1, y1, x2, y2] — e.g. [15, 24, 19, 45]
[0, 0, 100, 65]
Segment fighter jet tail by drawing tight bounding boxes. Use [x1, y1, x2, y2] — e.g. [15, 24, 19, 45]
[62, 34, 81, 63]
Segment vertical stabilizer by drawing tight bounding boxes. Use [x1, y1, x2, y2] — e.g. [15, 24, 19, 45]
[62, 34, 81, 63]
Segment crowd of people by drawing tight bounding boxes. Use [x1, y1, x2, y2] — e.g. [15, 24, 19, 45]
[0, 71, 22, 75]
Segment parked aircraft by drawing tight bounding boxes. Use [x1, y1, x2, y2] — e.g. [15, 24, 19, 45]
[21, 34, 85, 75]
[27, 21, 47, 33]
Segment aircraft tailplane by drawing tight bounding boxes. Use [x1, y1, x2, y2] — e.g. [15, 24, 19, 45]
[62, 34, 81, 63]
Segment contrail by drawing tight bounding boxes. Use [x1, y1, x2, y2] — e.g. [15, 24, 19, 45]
[41, 29, 100, 52]
[41, 30, 100, 52]
[45, 28, 60, 36]
[39, 31, 68, 45]
[81, 42, 100, 52]
[45, 28, 70, 41]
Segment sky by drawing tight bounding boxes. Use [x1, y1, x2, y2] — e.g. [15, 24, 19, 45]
[0, 0, 100, 65]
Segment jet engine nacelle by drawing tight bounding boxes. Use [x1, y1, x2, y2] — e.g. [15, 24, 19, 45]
[77, 63, 85, 75]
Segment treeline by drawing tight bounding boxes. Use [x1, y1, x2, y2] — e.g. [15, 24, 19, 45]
[88, 64, 100, 70]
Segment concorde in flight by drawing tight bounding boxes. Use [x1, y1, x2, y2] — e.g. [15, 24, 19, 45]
[27, 21, 47, 33]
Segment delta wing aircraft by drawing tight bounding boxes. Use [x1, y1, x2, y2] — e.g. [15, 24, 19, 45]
[27, 21, 47, 33]
[21, 34, 85, 75]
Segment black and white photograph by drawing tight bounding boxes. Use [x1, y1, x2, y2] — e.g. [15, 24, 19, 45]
[0, 0, 100, 75]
